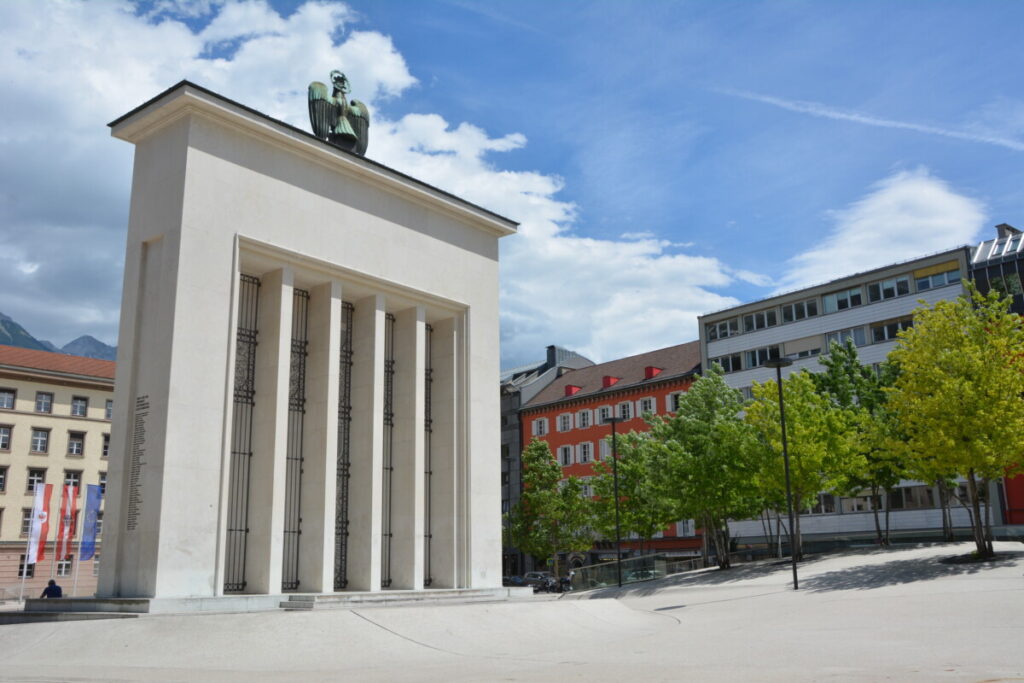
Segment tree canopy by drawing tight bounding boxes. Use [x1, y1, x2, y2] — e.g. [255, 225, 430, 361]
[503, 438, 594, 572]
[887, 284, 1024, 556]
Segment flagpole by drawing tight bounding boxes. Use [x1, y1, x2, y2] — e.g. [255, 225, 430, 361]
[18, 523, 33, 603]
[71, 495, 83, 597]
[49, 487, 62, 580]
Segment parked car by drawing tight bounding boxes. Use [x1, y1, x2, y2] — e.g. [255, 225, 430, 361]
[502, 575, 526, 587]
[522, 571, 555, 588]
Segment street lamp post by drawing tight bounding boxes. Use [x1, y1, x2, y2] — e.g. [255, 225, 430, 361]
[764, 356, 799, 590]
[603, 415, 624, 588]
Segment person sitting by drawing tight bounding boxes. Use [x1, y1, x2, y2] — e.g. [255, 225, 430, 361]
[40, 579, 63, 599]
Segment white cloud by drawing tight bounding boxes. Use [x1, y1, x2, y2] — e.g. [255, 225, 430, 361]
[0, 0, 748, 364]
[776, 168, 986, 293]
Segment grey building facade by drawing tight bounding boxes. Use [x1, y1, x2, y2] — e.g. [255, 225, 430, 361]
[500, 345, 593, 576]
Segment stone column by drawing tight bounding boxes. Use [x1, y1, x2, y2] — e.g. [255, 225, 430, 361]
[346, 295, 386, 591]
[297, 280, 342, 592]
[389, 306, 426, 589]
[426, 315, 462, 588]
[246, 267, 293, 594]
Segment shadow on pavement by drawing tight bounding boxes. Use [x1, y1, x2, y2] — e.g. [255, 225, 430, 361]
[800, 551, 1024, 592]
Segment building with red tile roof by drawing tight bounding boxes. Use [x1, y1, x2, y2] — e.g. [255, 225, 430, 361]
[0, 345, 112, 598]
[518, 341, 704, 568]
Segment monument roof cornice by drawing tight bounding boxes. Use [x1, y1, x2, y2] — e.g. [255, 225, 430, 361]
[109, 80, 519, 238]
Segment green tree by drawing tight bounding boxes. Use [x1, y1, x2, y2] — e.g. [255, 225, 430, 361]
[887, 284, 1024, 558]
[591, 431, 677, 555]
[645, 364, 763, 568]
[746, 370, 849, 560]
[503, 438, 594, 574]
[813, 340, 904, 545]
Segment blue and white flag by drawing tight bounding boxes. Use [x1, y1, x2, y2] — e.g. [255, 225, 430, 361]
[79, 484, 103, 561]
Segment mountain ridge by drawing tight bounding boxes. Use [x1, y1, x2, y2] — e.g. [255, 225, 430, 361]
[0, 313, 117, 360]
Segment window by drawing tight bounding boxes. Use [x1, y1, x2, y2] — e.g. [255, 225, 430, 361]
[666, 393, 682, 413]
[871, 318, 913, 343]
[19, 554, 33, 579]
[840, 493, 879, 513]
[103, 433, 110, 458]
[599, 439, 610, 460]
[578, 442, 593, 464]
[98, 471, 107, 495]
[580, 481, 593, 498]
[781, 299, 819, 323]
[0, 388, 14, 410]
[712, 354, 742, 373]
[501, 471, 510, 486]
[31, 428, 49, 453]
[27, 468, 45, 492]
[105, 400, 113, 420]
[795, 347, 821, 359]
[576, 410, 592, 429]
[867, 275, 910, 303]
[35, 392, 53, 413]
[822, 287, 863, 314]
[71, 396, 89, 417]
[638, 397, 655, 415]
[618, 402, 632, 420]
[916, 268, 961, 292]
[64, 470, 82, 490]
[93, 554, 100, 577]
[825, 327, 867, 349]
[557, 414, 572, 432]
[0, 465, 6, 492]
[597, 406, 612, 424]
[67, 432, 85, 456]
[744, 345, 781, 369]
[501, 500, 509, 513]
[743, 309, 778, 333]
[500, 444, 510, 460]
[0, 425, 10, 450]
[806, 494, 837, 515]
[739, 387, 754, 401]
[705, 318, 739, 341]
[531, 418, 548, 436]
[56, 558, 72, 576]
[96, 511, 103, 536]
[21, 508, 33, 535]
[888, 485, 934, 510]
[558, 445, 573, 467]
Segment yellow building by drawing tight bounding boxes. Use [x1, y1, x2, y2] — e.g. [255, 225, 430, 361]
[0, 345, 113, 598]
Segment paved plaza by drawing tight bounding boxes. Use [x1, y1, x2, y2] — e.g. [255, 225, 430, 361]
[0, 542, 1020, 682]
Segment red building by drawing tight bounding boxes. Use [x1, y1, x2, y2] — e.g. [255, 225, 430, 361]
[519, 341, 704, 566]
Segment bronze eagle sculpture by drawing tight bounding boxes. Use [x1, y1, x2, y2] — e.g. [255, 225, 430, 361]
[308, 70, 370, 156]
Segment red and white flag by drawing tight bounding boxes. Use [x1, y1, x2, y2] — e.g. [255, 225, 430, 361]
[26, 483, 53, 564]
[55, 485, 78, 560]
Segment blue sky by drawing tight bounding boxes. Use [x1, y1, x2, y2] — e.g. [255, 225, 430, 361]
[1, 1, 1022, 366]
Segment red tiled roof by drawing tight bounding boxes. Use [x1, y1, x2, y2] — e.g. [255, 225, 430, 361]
[523, 340, 701, 410]
[0, 344, 116, 380]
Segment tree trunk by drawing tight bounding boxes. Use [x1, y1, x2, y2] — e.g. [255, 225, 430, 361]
[938, 481, 953, 541]
[982, 478, 994, 556]
[964, 470, 989, 557]
[883, 487, 892, 547]
[759, 510, 771, 559]
[775, 511, 784, 559]
[701, 515, 710, 568]
[793, 495, 803, 561]
[870, 484, 883, 546]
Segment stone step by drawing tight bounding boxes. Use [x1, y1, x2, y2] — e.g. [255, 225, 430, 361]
[0, 611, 139, 626]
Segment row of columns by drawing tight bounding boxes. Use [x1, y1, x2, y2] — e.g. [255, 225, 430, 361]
[223, 267, 464, 594]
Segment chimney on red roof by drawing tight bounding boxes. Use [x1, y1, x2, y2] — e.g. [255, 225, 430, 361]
[644, 366, 662, 380]
[602, 375, 620, 388]
[565, 384, 582, 396]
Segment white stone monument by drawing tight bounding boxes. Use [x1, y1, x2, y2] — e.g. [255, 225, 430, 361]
[98, 81, 515, 603]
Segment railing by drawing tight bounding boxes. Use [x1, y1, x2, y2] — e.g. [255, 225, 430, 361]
[571, 552, 759, 591]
